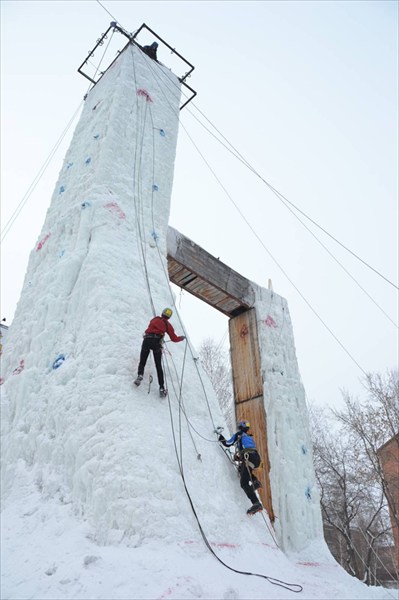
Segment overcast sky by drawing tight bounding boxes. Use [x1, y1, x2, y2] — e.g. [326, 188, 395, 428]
[1, 0, 398, 408]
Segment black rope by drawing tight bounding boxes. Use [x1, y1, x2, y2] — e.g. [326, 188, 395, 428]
[130, 43, 303, 593]
[142, 59, 302, 564]
[166, 392, 303, 593]
[138, 51, 376, 376]
[126, 47, 398, 292]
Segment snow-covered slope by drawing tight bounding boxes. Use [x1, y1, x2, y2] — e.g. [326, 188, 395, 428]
[1, 42, 393, 599]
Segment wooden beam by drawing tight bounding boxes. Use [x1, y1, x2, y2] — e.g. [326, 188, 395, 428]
[229, 309, 275, 521]
[167, 227, 254, 317]
[167, 227, 275, 522]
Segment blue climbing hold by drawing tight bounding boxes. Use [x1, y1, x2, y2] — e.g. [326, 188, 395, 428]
[152, 184, 159, 192]
[52, 354, 65, 370]
[66, 162, 74, 169]
[159, 129, 166, 137]
[301, 445, 308, 455]
[305, 487, 312, 500]
[59, 186, 65, 195]
[59, 250, 65, 258]
[93, 134, 100, 139]
[151, 230, 159, 242]
[85, 157, 91, 165]
[81, 201, 91, 209]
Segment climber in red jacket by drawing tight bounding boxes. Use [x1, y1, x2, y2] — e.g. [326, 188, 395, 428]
[134, 308, 185, 397]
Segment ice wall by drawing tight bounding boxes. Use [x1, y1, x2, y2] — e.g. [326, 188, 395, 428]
[1, 39, 327, 560]
[0, 43, 273, 550]
[254, 284, 324, 552]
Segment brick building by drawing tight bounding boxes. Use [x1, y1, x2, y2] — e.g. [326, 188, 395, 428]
[377, 434, 399, 568]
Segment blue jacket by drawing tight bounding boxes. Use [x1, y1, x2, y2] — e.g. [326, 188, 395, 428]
[225, 431, 257, 452]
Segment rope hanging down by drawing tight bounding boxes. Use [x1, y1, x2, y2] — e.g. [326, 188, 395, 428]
[137, 51, 395, 376]
[131, 60, 303, 591]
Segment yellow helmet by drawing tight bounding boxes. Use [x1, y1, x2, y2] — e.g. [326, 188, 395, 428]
[162, 308, 173, 319]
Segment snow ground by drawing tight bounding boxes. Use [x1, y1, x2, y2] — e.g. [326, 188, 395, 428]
[1, 480, 394, 600]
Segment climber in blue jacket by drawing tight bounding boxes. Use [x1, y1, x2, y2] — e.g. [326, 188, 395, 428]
[218, 420, 263, 515]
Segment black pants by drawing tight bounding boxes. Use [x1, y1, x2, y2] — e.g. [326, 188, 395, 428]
[239, 450, 261, 504]
[138, 337, 164, 387]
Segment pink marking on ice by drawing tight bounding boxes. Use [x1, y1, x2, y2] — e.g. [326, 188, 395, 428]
[297, 561, 321, 567]
[264, 315, 277, 328]
[36, 233, 51, 251]
[0, 377, 4, 385]
[157, 577, 193, 600]
[136, 88, 153, 102]
[211, 542, 239, 549]
[12, 359, 25, 375]
[260, 541, 279, 549]
[183, 539, 238, 549]
[104, 201, 126, 220]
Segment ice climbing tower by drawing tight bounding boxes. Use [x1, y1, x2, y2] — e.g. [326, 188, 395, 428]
[2, 23, 324, 553]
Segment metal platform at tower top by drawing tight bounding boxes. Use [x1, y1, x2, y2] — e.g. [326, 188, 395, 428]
[78, 22, 197, 110]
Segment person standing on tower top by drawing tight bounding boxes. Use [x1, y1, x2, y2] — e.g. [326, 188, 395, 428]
[141, 41, 158, 61]
[134, 308, 185, 397]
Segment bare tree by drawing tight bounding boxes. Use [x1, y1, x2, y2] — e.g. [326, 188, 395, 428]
[334, 370, 399, 538]
[309, 401, 395, 585]
[198, 338, 234, 431]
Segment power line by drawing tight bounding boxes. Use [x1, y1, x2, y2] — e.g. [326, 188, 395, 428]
[188, 104, 398, 291]
[178, 120, 369, 377]
[95, 0, 119, 25]
[134, 52, 397, 329]
[1, 102, 83, 243]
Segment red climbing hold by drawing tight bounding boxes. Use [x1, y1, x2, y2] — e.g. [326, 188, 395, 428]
[104, 201, 126, 220]
[136, 88, 153, 103]
[264, 315, 277, 328]
[12, 359, 25, 375]
[36, 233, 51, 251]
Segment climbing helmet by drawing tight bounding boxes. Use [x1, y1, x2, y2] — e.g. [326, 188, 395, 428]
[162, 308, 173, 319]
[237, 420, 250, 432]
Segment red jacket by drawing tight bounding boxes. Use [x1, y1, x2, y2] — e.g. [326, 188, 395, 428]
[145, 316, 184, 342]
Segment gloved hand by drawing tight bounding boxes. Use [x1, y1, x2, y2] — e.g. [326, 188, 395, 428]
[218, 434, 227, 446]
[180, 336, 186, 341]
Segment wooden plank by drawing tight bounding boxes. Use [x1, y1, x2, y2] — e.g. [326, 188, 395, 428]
[167, 227, 254, 312]
[235, 398, 274, 521]
[229, 309, 263, 402]
[229, 309, 274, 521]
[167, 228, 274, 520]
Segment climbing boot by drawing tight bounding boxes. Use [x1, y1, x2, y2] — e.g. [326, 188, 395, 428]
[253, 479, 262, 491]
[134, 375, 143, 386]
[159, 387, 168, 398]
[247, 502, 263, 516]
